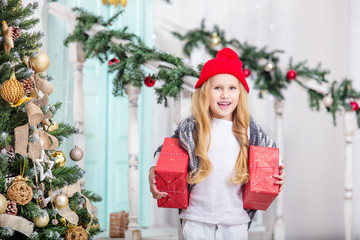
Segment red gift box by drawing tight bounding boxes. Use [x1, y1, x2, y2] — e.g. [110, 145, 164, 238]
[155, 138, 189, 209]
[243, 145, 279, 210]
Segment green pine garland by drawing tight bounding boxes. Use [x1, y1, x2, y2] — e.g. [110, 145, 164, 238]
[64, 8, 199, 107]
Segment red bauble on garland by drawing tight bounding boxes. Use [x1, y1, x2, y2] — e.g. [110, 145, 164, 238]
[144, 75, 155, 87]
[286, 69, 297, 80]
[350, 101, 359, 111]
[108, 58, 120, 66]
[243, 68, 251, 78]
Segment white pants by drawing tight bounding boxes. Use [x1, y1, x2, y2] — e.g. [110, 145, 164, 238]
[180, 219, 248, 240]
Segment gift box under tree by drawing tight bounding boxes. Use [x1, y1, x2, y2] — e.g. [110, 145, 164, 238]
[109, 211, 129, 238]
[243, 145, 280, 210]
[155, 138, 189, 209]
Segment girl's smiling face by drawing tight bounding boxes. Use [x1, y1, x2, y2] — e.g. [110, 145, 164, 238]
[208, 74, 241, 121]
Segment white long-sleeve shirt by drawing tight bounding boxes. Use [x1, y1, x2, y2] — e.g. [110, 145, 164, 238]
[179, 118, 250, 225]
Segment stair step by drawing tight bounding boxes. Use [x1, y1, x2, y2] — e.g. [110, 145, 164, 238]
[95, 228, 272, 240]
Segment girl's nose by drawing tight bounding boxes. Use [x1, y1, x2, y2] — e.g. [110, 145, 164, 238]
[221, 90, 228, 98]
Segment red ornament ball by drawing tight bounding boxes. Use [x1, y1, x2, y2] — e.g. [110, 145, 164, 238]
[243, 68, 251, 78]
[108, 58, 120, 66]
[286, 69, 297, 80]
[144, 75, 155, 87]
[350, 101, 359, 111]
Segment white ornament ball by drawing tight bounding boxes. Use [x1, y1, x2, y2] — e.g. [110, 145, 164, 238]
[33, 211, 49, 228]
[55, 194, 69, 209]
[69, 146, 84, 162]
[264, 60, 275, 72]
[323, 95, 333, 107]
[0, 194, 7, 214]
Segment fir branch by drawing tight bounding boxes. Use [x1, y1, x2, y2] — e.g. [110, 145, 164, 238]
[81, 189, 103, 202]
[0, 155, 9, 192]
[47, 165, 84, 190]
[48, 102, 62, 117]
[46, 122, 79, 145]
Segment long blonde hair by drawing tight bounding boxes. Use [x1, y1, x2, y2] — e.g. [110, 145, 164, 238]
[189, 80, 250, 185]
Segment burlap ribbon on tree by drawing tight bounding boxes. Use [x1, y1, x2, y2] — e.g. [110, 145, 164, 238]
[48, 181, 98, 230]
[14, 73, 55, 159]
[14, 102, 58, 160]
[0, 214, 34, 237]
[32, 74, 53, 107]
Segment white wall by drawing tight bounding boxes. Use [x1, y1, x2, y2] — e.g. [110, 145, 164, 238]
[152, 0, 360, 239]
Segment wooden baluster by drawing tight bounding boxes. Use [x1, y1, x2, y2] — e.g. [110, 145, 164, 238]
[344, 111, 356, 240]
[273, 98, 285, 240]
[125, 85, 142, 240]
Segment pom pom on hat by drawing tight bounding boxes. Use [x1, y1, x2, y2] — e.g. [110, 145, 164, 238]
[195, 48, 249, 93]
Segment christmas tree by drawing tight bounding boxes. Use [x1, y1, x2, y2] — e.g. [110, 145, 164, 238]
[0, 0, 101, 239]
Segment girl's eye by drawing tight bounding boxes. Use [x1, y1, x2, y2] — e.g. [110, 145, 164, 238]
[230, 86, 236, 90]
[214, 87, 221, 90]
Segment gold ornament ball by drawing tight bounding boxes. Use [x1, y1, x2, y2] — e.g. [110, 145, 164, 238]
[7, 180, 33, 205]
[44, 121, 59, 132]
[59, 217, 67, 226]
[65, 226, 88, 240]
[51, 151, 66, 168]
[264, 60, 275, 72]
[0, 194, 7, 214]
[69, 146, 84, 162]
[54, 194, 69, 209]
[210, 32, 221, 47]
[33, 212, 49, 228]
[1, 78, 24, 104]
[30, 51, 50, 73]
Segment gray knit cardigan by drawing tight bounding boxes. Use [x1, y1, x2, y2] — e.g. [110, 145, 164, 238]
[154, 115, 277, 229]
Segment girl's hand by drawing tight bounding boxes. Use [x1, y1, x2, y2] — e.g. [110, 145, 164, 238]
[149, 166, 168, 199]
[274, 165, 285, 192]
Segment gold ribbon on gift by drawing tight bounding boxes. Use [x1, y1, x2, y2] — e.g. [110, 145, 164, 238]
[0, 214, 34, 237]
[15, 102, 59, 160]
[48, 181, 98, 231]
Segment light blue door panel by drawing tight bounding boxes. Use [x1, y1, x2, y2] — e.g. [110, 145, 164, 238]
[83, 60, 108, 226]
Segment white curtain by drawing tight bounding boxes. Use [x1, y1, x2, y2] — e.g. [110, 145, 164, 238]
[151, 0, 360, 239]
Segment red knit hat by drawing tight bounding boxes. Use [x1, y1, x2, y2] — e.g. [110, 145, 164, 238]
[195, 48, 249, 93]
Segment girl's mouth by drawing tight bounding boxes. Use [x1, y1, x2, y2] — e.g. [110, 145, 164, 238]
[218, 101, 231, 109]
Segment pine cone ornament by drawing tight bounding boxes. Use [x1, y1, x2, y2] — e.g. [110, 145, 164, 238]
[12, 26, 20, 41]
[5, 200, 17, 215]
[20, 78, 33, 94]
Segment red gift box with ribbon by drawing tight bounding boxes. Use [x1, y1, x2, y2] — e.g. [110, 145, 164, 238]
[243, 145, 279, 210]
[155, 138, 189, 209]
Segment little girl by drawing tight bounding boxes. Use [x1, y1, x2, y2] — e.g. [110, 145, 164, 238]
[149, 48, 285, 240]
